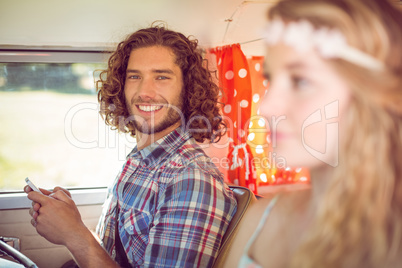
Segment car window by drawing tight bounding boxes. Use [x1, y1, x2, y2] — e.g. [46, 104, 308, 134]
[0, 48, 134, 192]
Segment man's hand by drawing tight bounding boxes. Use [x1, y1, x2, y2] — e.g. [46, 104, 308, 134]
[24, 185, 71, 196]
[24, 185, 120, 268]
[26, 188, 88, 247]
[24, 185, 71, 227]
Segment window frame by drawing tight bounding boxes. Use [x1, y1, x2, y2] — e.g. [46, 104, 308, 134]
[0, 45, 113, 63]
[0, 187, 108, 209]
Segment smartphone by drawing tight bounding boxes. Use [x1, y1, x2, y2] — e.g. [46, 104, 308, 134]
[25, 177, 41, 192]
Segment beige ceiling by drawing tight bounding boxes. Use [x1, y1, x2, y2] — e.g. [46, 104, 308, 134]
[0, 0, 277, 56]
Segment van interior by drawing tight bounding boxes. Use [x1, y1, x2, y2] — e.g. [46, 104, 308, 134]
[0, 0, 315, 267]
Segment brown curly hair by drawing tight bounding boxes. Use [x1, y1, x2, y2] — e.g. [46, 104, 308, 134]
[96, 22, 225, 143]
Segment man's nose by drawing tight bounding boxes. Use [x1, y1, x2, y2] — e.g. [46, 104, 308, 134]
[137, 78, 157, 100]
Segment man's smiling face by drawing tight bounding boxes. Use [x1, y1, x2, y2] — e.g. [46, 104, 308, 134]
[124, 45, 184, 136]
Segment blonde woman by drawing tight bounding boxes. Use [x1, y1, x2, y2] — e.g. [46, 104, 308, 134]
[223, 0, 402, 267]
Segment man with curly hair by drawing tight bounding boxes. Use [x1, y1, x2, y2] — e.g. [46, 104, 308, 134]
[26, 24, 237, 268]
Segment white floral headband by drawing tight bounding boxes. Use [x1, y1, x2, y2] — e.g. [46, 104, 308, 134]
[264, 19, 384, 71]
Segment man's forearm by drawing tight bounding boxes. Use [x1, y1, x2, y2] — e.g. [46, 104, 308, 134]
[66, 227, 120, 268]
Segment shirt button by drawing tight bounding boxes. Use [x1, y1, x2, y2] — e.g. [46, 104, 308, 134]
[129, 226, 134, 231]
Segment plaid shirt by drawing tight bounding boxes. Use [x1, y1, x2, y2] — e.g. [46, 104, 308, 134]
[96, 127, 237, 267]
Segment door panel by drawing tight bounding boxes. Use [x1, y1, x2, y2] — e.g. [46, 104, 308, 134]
[0, 189, 106, 268]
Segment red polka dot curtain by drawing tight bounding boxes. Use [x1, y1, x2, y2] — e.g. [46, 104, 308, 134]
[247, 56, 272, 185]
[246, 56, 310, 186]
[210, 44, 258, 193]
[209, 45, 310, 194]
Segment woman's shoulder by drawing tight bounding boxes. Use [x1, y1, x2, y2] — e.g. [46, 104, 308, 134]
[220, 187, 311, 267]
[251, 187, 311, 218]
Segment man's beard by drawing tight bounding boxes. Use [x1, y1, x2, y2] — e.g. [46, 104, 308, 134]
[127, 92, 185, 135]
[133, 103, 183, 134]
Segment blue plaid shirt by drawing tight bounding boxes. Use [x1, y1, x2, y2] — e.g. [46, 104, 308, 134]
[96, 127, 237, 267]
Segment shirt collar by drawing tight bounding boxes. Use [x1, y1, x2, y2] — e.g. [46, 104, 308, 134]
[128, 126, 192, 168]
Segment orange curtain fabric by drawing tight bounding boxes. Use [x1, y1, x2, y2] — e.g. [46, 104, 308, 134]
[210, 44, 258, 193]
[246, 56, 272, 184]
[208, 46, 309, 193]
[247, 56, 310, 187]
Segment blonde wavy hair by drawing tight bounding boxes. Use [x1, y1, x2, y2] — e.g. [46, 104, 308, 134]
[268, 0, 402, 267]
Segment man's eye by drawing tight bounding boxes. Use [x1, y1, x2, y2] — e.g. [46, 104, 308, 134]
[128, 75, 140, 79]
[156, 76, 169, 80]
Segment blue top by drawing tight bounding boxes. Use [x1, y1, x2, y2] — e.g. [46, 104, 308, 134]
[238, 195, 279, 268]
